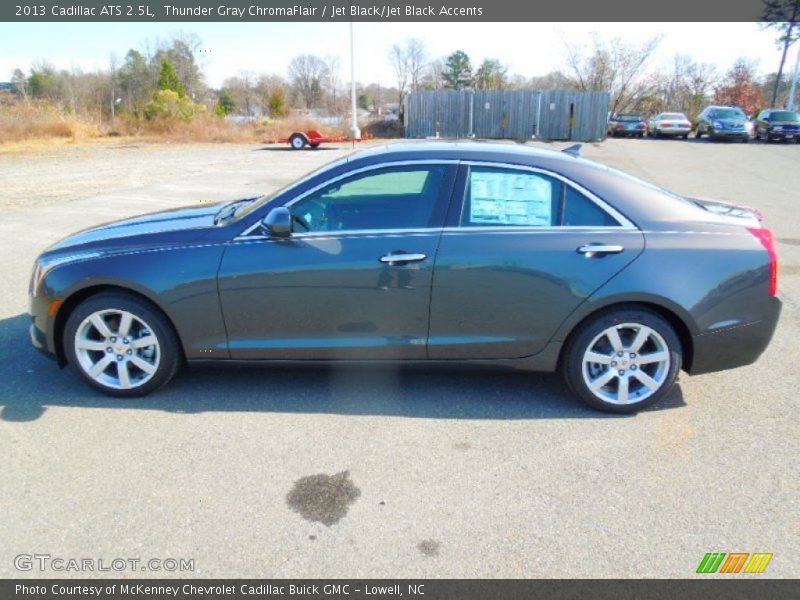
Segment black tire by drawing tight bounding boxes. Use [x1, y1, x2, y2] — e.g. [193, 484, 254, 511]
[708, 127, 716, 141]
[289, 133, 306, 150]
[63, 292, 182, 397]
[694, 129, 702, 139]
[682, 134, 689, 140]
[560, 307, 682, 413]
[741, 136, 750, 144]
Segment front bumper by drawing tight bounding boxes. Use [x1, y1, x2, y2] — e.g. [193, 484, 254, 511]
[688, 296, 782, 375]
[710, 129, 748, 139]
[767, 129, 800, 141]
[29, 285, 61, 363]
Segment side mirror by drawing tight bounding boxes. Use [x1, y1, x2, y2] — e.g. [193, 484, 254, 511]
[261, 207, 292, 237]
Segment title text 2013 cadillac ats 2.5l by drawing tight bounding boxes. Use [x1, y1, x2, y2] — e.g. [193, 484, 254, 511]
[28, 143, 781, 412]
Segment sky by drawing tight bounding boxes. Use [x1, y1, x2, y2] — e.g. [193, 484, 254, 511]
[0, 22, 793, 88]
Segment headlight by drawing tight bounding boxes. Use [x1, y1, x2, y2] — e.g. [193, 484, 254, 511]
[713, 121, 723, 128]
[772, 125, 783, 131]
[31, 251, 103, 295]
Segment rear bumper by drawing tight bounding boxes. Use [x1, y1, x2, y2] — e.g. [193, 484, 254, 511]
[688, 296, 782, 375]
[655, 127, 691, 136]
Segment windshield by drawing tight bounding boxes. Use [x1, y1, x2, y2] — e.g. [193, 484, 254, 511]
[770, 111, 800, 122]
[231, 156, 349, 222]
[711, 108, 745, 120]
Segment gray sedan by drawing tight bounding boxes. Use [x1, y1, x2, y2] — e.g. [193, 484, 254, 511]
[28, 142, 781, 412]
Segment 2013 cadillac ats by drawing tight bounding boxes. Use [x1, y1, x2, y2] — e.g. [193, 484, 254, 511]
[28, 142, 781, 412]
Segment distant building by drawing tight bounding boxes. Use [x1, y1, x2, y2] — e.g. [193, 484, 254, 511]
[0, 82, 14, 92]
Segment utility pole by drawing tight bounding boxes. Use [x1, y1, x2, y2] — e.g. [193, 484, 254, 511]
[349, 21, 361, 142]
[789, 42, 800, 111]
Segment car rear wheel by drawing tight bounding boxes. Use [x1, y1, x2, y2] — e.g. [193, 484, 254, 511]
[561, 308, 682, 413]
[64, 293, 182, 397]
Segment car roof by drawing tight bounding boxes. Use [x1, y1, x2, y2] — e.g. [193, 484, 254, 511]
[334, 140, 730, 231]
[346, 140, 595, 168]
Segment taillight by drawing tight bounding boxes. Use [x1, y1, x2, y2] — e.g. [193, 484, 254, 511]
[638, 124, 646, 129]
[747, 227, 778, 296]
[615, 124, 624, 129]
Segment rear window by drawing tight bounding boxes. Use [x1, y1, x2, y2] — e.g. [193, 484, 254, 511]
[661, 113, 686, 120]
[769, 111, 799, 122]
[617, 116, 642, 122]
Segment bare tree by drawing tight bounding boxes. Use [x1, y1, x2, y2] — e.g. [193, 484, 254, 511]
[421, 58, 446, 90]
[324, 55, 341, 113]
[406, 38, 428, 91]
[563, 34, 663, 114]
[222, 71, 257, 116]
[254, 74, 286, 116]
[11, 68, 29, 102]
[109, 54, 118, 124]
[388, 44, 409, 105]
[287, 54, 329, 109]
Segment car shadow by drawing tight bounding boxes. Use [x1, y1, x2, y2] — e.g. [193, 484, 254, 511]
[254, 146, 340, 152]
[0, 313, 686, 423]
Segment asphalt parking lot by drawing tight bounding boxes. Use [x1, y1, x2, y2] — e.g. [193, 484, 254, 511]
[0, 137, 798, 578]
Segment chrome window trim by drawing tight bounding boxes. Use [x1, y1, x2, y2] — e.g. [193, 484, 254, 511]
[459, 160, 636, 229]
[236, 158, 638, 241]
[237, 159, 459, 239]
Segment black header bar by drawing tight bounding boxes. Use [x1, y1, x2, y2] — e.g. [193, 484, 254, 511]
[1, 0, 776, 22]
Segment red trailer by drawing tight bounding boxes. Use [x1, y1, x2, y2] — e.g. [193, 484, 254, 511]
[278, 130, 372, 149]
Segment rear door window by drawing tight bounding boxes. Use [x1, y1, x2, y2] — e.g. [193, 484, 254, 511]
[461, 167, 620, 228]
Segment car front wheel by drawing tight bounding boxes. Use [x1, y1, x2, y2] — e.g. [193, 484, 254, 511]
[561, 308, 682, 413]
[64, 293, 182, 397]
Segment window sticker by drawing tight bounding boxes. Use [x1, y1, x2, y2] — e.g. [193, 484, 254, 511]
[469, 171, 552, 226]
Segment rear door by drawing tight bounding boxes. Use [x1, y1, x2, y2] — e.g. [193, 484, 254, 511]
[428, 163, 645, 359]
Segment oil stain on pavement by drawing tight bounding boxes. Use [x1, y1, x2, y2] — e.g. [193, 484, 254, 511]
[287, 470, 361, 526]
[417, 539, 441, 557]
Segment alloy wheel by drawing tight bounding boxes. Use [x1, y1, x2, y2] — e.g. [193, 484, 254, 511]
[581, 322, 671, 405]
[73, 309, 161, 390]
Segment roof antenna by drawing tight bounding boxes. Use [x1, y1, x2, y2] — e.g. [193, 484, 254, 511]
[562, 144, 582, 157]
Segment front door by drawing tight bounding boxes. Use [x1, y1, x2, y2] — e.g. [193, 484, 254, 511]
[218, 163, 456, 359]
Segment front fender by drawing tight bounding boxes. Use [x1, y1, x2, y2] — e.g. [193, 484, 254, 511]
[42, 243, 230, 361]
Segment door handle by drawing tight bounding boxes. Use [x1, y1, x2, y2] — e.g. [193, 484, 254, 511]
[379, 253, 427, 264]
[577, 244, 624, 256]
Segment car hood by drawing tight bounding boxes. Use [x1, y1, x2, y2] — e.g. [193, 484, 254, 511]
[46, 201, 228, 253]
[714, 118, 746, 126]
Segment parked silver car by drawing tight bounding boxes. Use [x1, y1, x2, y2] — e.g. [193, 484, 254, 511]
[647, 113, 692, 139]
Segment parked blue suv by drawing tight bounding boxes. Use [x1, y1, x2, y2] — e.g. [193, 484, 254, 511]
[695, 106, 750, 142]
